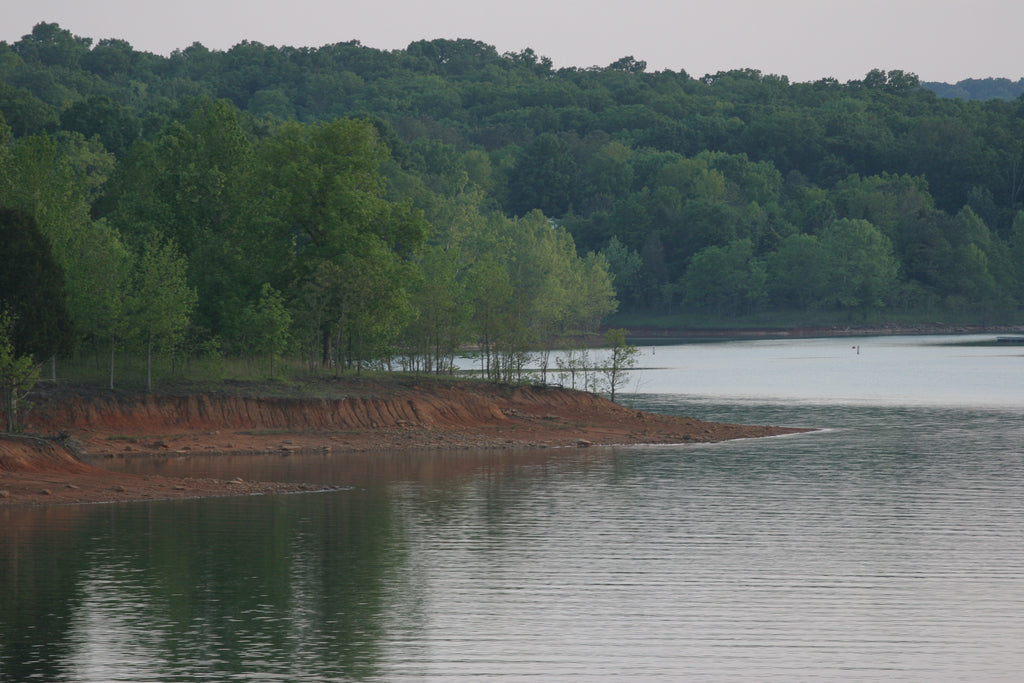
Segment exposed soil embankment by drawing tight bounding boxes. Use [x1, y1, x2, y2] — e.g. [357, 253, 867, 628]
[2, 378, 808, 506]
[0, 434, 97, 474]
[0, 433, 332, 506]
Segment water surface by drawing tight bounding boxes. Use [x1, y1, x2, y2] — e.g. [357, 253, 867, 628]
[3, 335, 1023, 681]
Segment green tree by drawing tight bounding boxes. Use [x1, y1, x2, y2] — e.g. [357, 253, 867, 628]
[0, 81, 59, 136]
[571, 251, 619, 331]
[239, 283, 291, 376]
[699, 150, 783, 206]
[951, 206, 1015, 306]
[10, 26, 1024, 332]
[293, 259, 345, 372]
[404, 246, 471, 374]
[0, 310, 40, 432]
[59, 96, 140, 157]
[337, 240, 414, 375]
[832, 173, 934, 238]
[129, 235, 197, 390]
[80, 37, 138, 78]
[13, 22, 92, 68]
[819, 218, 899, 315]
[601, 328, 639, 403]
[68, 218, 133, 389]
[0, 207, 74, 359]
[1, 132, 122, 367]
[259, 117, 390, 260]
[600, 236, 645, 309]
[506, 133, 578, 217]
[681, 239, 768, 316]
[465, 253, 515, 381]
[0, 133, 95, 267]
[581, 140, 635, 201]
[487, 211, 616, 382]
[108, 98, 267, 335]
[766, 233, 828, 309]
[260, 118, 427, 367]
[1010, 211, 1024, 300]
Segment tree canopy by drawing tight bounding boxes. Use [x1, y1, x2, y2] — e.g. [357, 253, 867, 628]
[0, 207, 73, 359]
[2, 22, 1024, 387]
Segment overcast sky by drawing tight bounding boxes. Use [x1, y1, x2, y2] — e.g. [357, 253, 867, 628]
[5, 0, 1023, 83]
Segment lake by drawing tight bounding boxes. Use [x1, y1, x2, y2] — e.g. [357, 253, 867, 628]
[2, 334, 1023, 681]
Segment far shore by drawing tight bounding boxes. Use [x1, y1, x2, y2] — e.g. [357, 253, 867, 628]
[620, 322, 1024, 341]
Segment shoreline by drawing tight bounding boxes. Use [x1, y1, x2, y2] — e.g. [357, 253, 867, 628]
[1, 379, 810, 506]
[622, 322, 1024, 341]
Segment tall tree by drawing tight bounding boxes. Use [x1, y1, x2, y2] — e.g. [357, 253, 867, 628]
[819, 218, 899, 315]
[13, 22, 92, 68]
[66, 218, 133, 389]
[0, 208, 74, 360]
[0, 133, 95, 267]
[601, 328, 639, 403]
[260, 117, 427, 365]
[129, 235, 197, 390]
[337, 239, 414, 374]
[108, 98, 266, 335]
[404, 246, 471, 374]
[238, 283, 291, 376]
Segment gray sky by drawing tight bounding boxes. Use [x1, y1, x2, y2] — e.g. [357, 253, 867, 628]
[4, 0, 1023, 83]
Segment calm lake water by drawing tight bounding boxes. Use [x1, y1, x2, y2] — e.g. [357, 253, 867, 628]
[3, 335, 1024, 681]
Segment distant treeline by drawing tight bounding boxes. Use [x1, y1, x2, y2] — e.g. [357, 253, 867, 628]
[2, 22, 1024, 385]
[923, 78, 1024, 101]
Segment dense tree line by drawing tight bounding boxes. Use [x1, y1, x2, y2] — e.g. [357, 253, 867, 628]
[924, 78, 1024, 101]
[0, 27, 618, 385]
[2, 22, 1024, 387]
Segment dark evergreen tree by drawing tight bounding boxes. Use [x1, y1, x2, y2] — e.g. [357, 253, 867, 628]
[0, 208, 74, 359]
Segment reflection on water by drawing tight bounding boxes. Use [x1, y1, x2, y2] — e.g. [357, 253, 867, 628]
[97, 446, 596, 488]
[2, 490, 406, 682]
[3, 336, 1024, 681]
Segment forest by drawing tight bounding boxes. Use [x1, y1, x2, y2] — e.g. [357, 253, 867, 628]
[2, 22, 1024, 389]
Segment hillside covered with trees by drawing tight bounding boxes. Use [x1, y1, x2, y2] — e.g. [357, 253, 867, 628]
[923, 78, 1024, 101]
[2, 22, 1024, 387]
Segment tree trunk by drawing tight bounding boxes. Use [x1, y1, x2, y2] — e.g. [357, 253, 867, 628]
[355, 331, 363, 377]
[322, 326, 332, 369]
[146, 332, 153, 391]
[109, 338, 116, 390]
[539, 348, 551, 385]
[3, 384, 15, 432]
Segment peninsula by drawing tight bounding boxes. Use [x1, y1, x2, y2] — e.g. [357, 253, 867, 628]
[1, 378, 807, 506]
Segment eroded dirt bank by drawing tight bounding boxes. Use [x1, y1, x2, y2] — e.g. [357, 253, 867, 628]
[2, 378, 808, 506]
